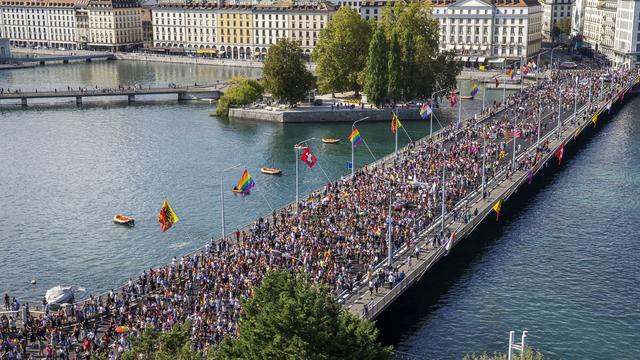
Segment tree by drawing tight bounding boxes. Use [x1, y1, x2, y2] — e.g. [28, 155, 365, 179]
[216, 76, 264, 117]
[387, 30, 402, 103]
[555, 18, 572, 39]
[432, 50, 463, 94]
[211, 271, 391, 360]
[121, 321, 201, 360]
[314, 7, 371, 95]
[463, 348, 548, 360]
[364, 26, 389, 107]
[379, 2, 460, 98]
[263, 39, 315, 106]
[400, 30, 417, 101]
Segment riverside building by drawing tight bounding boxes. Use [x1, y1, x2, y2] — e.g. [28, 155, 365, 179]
[427, 0, 543, 65]
[539, 0, 572, 41]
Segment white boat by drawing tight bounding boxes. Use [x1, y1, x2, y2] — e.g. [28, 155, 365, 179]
[45, 286, 74, 305]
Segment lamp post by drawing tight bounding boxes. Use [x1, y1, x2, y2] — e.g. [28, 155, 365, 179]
[351, 117, 370, 177]
[220, 163, 241, 240]
[295, 137, 316, 210]
[431, 89, 448, 136]
[557, 87, 562, 136]
[573, 75, 579, 121]
[481, 124, 487, 198]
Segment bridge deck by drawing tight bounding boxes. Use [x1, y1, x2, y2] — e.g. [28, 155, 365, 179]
[0, 84, 226, 100]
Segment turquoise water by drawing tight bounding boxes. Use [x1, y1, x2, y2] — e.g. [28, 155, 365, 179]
[380, 96, 640, 359]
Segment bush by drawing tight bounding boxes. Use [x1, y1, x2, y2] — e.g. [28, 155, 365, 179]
[215, 77, 264, 117]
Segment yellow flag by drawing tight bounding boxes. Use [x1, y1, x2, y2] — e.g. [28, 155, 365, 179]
[492, 199, 503, 221]
[158, 199, 180, 232]
[479, 65, 486, 71]
[591, 113, 599, 126]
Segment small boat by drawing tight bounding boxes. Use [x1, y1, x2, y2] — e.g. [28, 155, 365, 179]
[460, 95, 474, 100]
[113, 214, 135, 227]
[45, 286, 74, 306]
[321, 138, 340, 144]
[294, 143, 308, 150]
[261, 167, 282, 175]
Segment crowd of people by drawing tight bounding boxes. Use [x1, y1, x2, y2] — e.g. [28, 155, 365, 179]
[1, 66, 637, 360]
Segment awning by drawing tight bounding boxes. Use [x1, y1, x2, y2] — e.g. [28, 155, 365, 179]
[469, 56, 478, 62]
[477, 57, 486, 62]
[472, 45, 479, 51]
[488, 57, 505, 63]
[196, 48, 218, 54]
[185, 47, 197, 53]
[480, 46, 487, 51]
[168, 48, 185, 53]
[460, 56, 469, 62]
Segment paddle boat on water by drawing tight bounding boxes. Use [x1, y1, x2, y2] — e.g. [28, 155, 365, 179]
[260, 167, 282, 175]
[321, 138, 340, 144]
[113, 214, 135, 227]
[460, 95, 474, 100]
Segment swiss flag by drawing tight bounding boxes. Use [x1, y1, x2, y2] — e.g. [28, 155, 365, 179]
[299, 148, 317, 168]
[556, 143, 564, 165]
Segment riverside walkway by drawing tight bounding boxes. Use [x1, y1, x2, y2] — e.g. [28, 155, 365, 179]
[1, 68, 637, 359]
[0, 83, 228, 106]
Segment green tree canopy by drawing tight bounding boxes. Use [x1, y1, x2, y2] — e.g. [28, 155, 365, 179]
[364, 26, 389, 107]
[216, 76, 264, 117]
[314, 7, 371, 95]
[379, 2, 461, 98]
[387, 30, 402, 103]
[211, 271, 391, 360]
[263, 39, 315, 105]
[120, 322, 201, 360]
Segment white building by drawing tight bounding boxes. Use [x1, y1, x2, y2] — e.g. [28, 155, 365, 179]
[540, 0, 572, 41]
[0, 0, 80, 50]
[429, 0, 543, 65]
[152, 3, 217, 50]
[612, 0, 640, 67]
[86, 0, 143, 51]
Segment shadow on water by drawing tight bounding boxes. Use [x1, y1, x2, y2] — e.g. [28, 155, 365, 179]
[375, 103, 624, 349]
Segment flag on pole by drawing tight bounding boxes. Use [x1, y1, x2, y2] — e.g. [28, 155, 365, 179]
[495, 78, 500, 88]
[420, 102, 432, 119]
[515, 129, 522, 139]
[470, 80, 479, 98]
[492, 199, 503, 221]
[158, 200, 180, 232]
[391, 113, 402, 134]
[619, 91, 625, 103]
[348, 128, 363, 147]
[449, 90, 459, 108]
[591, 112, 599, 127]
[299, 148, 317, 168]
[507, 68, 514, 79]
[234, 169, 255, 195]
[556, 143, 564, 165]
[444, 231, 455, 256]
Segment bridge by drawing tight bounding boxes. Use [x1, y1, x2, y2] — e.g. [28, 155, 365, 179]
[9, 53, 116, 65]
[0, 83, 228, 106]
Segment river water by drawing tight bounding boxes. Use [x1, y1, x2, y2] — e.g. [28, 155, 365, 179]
[2, 60, 636, 359]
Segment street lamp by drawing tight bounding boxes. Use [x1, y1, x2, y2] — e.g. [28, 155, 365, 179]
[430, 89, 449, 136]
[374, 175, 394, 268]
[220, 163, 241, 240]
[351, 117, 370, 177]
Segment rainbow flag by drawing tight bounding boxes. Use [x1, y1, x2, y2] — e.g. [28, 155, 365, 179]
[348, 128, 363, 147]
[234, 169, 255, 195]
[470, 80, 479, 97]
[420, 102, 432, 119]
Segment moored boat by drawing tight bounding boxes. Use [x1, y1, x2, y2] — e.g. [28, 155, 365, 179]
[260, 167, 282, 175]
[321, 138, 340, 144]
[113, 214, 135, 227]
[45, 286, 74, 306]
[460, 95, 474, 100]
[294, 143, 308, 150]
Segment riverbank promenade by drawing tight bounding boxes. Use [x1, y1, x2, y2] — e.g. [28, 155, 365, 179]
[1, 67, 637, 359]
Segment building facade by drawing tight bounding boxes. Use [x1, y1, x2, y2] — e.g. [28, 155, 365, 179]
[151, 2, 334, 60]
[540, 0, 572, 41]
[86, 0, 143, 51]
[429, 0, 543, 64]
[0, 0, 80, 49]
[612, 0, 640, 67]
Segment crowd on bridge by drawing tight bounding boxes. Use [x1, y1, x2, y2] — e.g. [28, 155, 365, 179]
[1, 66, 637, 360]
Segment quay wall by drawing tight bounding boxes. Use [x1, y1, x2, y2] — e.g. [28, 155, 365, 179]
[229, 107, 434, 123]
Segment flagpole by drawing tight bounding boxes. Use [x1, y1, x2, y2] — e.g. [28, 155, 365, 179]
[361, 137, 377, 162]
[351, 117, 369, 177]
[294, 137, 316, 211]
[441, 152, 446, 237]
[221, 163, 241, 240]
[394, 111, 398, 154]
[512, 118, 517, 171]
[430, 103, 433, 137]
[387, 186, 393, 267]
[520, 56, 524, 93]
[482, 125, 486, 198]
[537, 105, 541, 148]
[557, 86, 562, 137]
[482, 79, 486, 112]
[430, 89, 448, 137]
[573, 75, 578, 120]
[457, 94, 462, 127]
